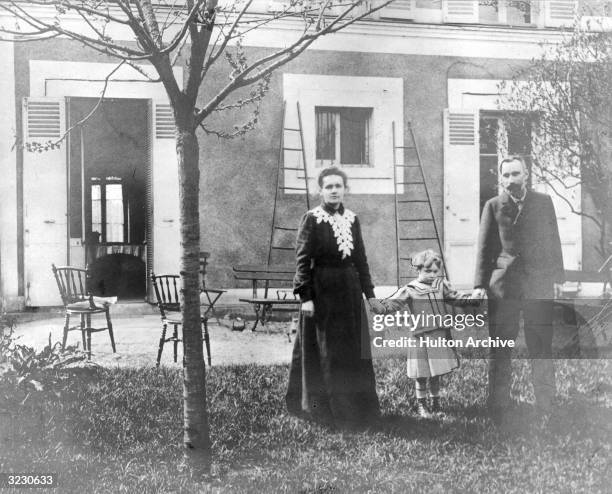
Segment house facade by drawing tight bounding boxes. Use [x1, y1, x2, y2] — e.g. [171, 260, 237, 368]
[0, 0, 607, 309]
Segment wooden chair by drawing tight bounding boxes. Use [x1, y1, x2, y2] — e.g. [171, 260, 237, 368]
[52, 264, 116, 359]
[199, 251, 226, 329]
[151, 273, 212, 367]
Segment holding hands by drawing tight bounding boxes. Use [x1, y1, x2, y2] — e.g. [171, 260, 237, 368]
[471, 288, 487, 301]
[368, 298, 386, 314]
[303, 299, 388, 317]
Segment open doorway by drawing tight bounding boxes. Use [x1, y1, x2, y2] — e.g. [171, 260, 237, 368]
[68, 98, 149, 300]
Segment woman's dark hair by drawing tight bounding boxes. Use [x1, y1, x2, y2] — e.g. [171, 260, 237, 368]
[317, 166, 348, 188]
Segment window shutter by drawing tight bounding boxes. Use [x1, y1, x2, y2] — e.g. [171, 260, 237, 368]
[151, 100, 180, 275]
[544, 0, 577, 28]
[24, 99, 63, 140]
[380, 0, 415, 20]
[442, 0, 478, 23]
[443, 109, 479, 287]
[154, 103, 175, 139]
[22, 97, 68, 306]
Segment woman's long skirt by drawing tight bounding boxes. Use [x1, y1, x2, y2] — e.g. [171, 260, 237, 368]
[286, 265, 380, 426]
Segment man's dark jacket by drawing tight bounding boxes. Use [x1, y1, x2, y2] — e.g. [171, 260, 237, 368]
[474, 190, 565, 300]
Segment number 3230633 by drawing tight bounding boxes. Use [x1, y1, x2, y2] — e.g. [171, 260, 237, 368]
[1, 474, 57, 488]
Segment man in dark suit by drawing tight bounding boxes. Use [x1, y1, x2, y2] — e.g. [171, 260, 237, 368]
[473, 156, 565, 422]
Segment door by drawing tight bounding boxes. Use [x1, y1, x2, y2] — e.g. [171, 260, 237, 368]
[22, 98, 68, 306]
[443, 109, 480, 287]
[151, 101, 180, 275]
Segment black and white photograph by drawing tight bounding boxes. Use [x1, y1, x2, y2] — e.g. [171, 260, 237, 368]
[0, 0, 611, 492]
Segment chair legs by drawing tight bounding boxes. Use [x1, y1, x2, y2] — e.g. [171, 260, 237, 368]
[80, 314, 87, 354]
[173, 324, 179, 363]
[86, 314, 92, 360]
[61, 310, 116, 360]
[156, 323, 167, 367]
[157, 323, 181, 365]
[106, 309, 116, 353]
[156, 322, 211, 367]
[62, 313, 70, 350]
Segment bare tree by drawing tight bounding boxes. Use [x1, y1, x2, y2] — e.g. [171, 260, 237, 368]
[0, 0, 396, 474]
[499, 22, 612, 263]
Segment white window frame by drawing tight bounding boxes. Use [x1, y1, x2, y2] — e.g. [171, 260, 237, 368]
[283, 74, 403, 194]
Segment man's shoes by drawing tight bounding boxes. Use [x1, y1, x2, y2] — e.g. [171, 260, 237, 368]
[417, 398, 432, 418]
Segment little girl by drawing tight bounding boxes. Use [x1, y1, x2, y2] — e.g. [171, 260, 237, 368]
[381, 249, 477, 418]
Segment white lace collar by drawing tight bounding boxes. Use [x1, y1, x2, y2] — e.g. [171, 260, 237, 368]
[311, 205, 356, 259]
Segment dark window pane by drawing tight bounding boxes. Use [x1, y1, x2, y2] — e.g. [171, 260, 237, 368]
[480, 117, 499, 154]
[340, 108, 371, 164]
[315, 108, 336, 160]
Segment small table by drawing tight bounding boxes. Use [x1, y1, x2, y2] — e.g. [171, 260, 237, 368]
[237, 297, 300, 332]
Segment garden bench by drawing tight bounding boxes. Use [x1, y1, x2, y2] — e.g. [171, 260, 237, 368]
[233, 264, 300, 332]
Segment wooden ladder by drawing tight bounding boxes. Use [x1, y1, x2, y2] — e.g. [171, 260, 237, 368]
[392, 121, 447, 286]
[266, 101, 311, 269]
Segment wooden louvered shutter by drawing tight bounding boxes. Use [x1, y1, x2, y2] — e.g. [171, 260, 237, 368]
[380, 0, 415, 20]
[22, 97, 68, 306]
[544, 0, 577, 28]
[443, 109, 480, 288]
[443, 0, 478, 23]
[151, 101, 180, 275]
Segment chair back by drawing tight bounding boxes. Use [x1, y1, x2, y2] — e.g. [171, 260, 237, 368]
[151, 273, 181, 318]
[52, 264, 90, 306]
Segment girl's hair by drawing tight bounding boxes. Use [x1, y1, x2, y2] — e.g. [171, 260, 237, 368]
[318, 166, 348, 188]
[411, 249, 442, 269]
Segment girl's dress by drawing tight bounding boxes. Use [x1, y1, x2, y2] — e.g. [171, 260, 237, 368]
[385, 278, 472, 378]
[286, 203, 380, 425]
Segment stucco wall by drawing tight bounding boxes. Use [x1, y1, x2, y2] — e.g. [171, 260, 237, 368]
[16, 40, 599, 293]
[196, 47, 527, 287]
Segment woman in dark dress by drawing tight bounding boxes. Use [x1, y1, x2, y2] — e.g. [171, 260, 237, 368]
[286, 167, 384, 427]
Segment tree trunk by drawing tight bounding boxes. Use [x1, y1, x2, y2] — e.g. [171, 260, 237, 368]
[176, 121, 211, 475]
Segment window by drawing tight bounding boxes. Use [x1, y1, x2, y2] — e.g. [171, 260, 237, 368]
[478, 0, 531, 26]
[479, 113, 532, 212]
[90, 176, 125, 243]
[315, 107, 372, 165]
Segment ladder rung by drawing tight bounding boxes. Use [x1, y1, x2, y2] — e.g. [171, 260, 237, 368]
[274, 226, 298, 231]
[395, 164, 421, 168]
[271, 246, 294, 251]
[394, 145, 416, 150]
[282, 167, 304, 171]
[284, 128, 301, 132]
[400, 237, 438, 241]
[397, 182, 425, 185]
[280, 186, 307, 191]
[399, 219, 433, 222]
[283, 147, 302, 152]
[398, 200, 429, 203]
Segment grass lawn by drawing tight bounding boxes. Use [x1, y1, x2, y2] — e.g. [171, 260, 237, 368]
[1, 358, 611, 493]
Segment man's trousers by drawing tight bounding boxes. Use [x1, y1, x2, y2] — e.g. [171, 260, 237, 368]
[487, 298, 556, 412]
